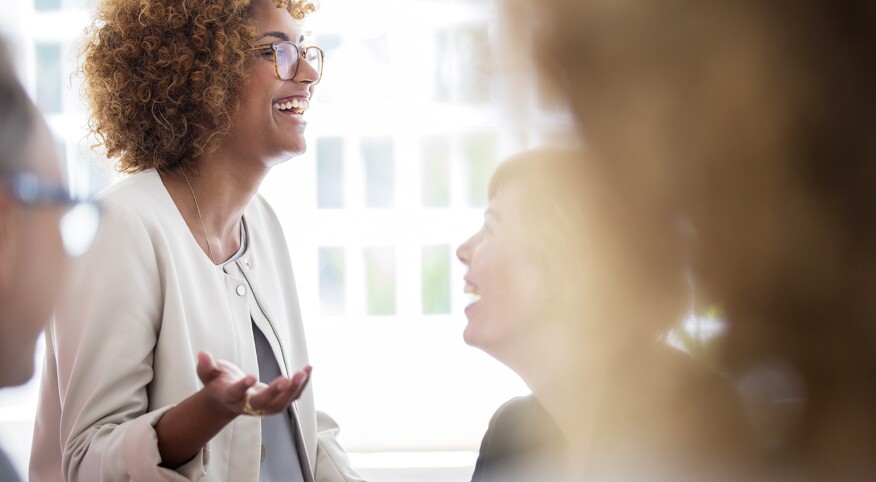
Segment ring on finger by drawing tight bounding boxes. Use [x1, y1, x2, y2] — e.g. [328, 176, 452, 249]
[243, 392, 266, 418]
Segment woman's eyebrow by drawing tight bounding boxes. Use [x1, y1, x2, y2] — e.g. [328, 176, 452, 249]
[258, 31, 290, 41]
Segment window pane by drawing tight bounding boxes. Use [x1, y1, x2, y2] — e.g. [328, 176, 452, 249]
[457, 25, 493, 105]
[464, 132, 498, 207]
[420, 136, 450, 207]
[432, 29, 452, 102]
[364, 247, 395, 315]
[362, 137, 395, 208]
[36, 43, 62, 114]
[313, 34, 342, 103]
[317, 137, 344, 209]
[35, 0, 61, 10]
[319, 247, 345, 315]
[422, 245, 451, 314]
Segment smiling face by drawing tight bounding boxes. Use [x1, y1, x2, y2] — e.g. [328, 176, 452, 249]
[225, 0, 320, 166]
[456, 179, 548, 359]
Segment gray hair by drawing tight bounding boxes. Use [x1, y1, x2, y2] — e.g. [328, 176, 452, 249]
[0, 37, 40, 171]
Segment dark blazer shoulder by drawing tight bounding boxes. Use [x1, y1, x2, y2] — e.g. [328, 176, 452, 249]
[472, 395, 564, 482]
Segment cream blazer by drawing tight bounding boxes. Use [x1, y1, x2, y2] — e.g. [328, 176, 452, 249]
[30, 171, 364, 482]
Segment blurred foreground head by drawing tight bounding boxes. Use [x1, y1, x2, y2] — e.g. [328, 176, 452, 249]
[0, 40, 70, 387]
[504, 0, 876, 476]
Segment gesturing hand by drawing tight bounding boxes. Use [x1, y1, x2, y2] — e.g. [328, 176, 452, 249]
[196, 351, 312, 418]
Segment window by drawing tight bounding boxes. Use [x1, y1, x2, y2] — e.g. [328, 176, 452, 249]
[364, 247, 396, 315]
[35, 0, 61, 11]
[317, 137, 345, 209]
[421, 135, 451, 208]
[35, 42, 62, 114]
[464, 132, 498, 207]
[422, 245, 451, 315]
[362, 137, 395, 208]
[319, 247, 346, 315]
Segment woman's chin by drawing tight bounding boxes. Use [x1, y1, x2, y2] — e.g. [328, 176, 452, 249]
[462, 320, 495, 353]
[462, 322, 480, 348]
[266, 143, 307, 166]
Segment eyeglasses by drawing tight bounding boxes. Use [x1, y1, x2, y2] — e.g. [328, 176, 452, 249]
[250, 41, 324, 84]
[1, 171, 101, 258]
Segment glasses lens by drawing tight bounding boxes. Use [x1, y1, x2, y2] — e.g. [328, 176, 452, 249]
[304, 47, 323, 83]
[274, 42, 299, 80]
[60, 203, 101, 257]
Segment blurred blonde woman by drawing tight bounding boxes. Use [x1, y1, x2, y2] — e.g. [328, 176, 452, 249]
[30, 1, 363, 480]
[458, 150, 750, 480]
[502, 0, 876, 479]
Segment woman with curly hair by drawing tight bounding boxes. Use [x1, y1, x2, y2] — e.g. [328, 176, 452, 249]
[30, 0, 362, 480]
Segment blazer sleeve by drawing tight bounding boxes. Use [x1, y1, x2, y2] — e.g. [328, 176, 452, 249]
[313, 411, 367, 482]
[50, 204, 208, 481]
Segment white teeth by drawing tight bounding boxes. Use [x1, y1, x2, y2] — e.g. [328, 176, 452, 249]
[273, 99, 310, 114]
[464, 282, 481, 304]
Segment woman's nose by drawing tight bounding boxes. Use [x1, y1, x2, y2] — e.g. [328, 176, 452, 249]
[457, 236, 474, 265]
[293, 55, 320, 84]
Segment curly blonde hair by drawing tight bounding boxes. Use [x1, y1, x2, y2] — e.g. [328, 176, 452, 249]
[82, 0, 316, 173]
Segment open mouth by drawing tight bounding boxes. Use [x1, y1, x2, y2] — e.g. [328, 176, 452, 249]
[272, 98, 309, 117]
[464, 282, 482, 304]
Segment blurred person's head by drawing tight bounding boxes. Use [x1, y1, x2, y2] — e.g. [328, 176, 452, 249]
[0, 40, 70, 387]
[82, 0, 320, 175]
[504, 0, 876, 474]
[457, 149, 687, 371]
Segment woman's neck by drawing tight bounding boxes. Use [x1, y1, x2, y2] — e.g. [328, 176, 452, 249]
[499, 322, 610, 471]
[161, 156, 269, 264]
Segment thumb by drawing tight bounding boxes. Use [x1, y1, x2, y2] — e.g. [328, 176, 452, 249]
[196, 351, 218, 383]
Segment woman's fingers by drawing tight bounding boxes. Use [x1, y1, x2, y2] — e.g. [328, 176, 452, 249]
[286, 367, 312, 402]
[246, 367, 312, 414]
[247, 379, 282, 410]
[266, 372, 305, 409]
[273, 367, 311, 407]
[229, 375, 258, 399]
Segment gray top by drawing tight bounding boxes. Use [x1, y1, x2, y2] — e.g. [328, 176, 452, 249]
[253, 322, 306, 482]
[0, 447, 22, 482]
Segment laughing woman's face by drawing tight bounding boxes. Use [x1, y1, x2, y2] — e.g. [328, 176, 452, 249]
[456, 179, 548, 359]
[227, 0, 320, 165]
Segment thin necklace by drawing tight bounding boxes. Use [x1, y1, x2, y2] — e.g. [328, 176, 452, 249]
[180, 169, 217, 265]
